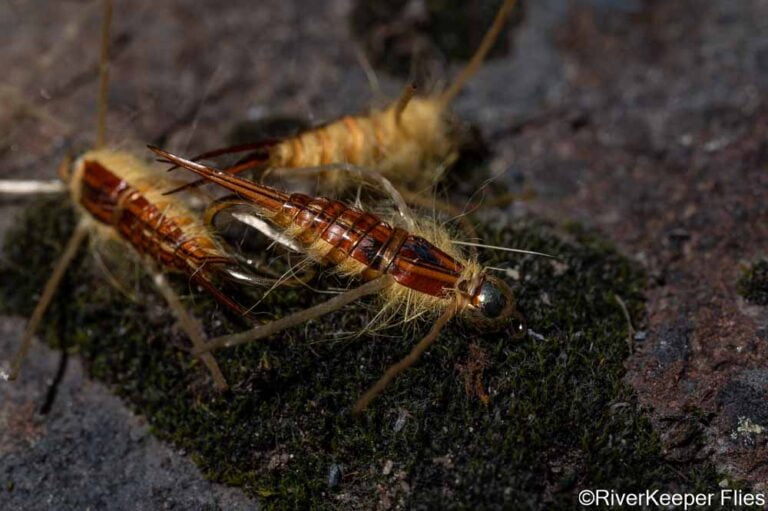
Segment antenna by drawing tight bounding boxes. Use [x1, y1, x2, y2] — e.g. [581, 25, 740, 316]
[95, 0, 113, 148]
[439, 0, 519, 106]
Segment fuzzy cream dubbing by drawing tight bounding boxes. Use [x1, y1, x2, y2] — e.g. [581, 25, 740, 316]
[271, 206, 480, 331]
[270, 97, 456, 192]
[69, 148, 228, 264]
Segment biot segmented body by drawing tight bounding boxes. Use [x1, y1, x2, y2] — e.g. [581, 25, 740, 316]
[151, 145, 526, 409]
[71, 150, 251, 317]
[166, 0, 520, 199]
[78, 159, 231, 273]
[180, 160, 467, 300]
[167, 97, 452, 195]
[269, 98, 451, 177]
[4, 0, 238, 389]
[276, 194, 465, 299]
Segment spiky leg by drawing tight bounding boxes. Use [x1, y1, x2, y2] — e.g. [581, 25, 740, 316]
[194, 276, 394, 354]
[151, 271, 229, 391]
[8, 219, 89, 381]
[353, 297, 459, 413]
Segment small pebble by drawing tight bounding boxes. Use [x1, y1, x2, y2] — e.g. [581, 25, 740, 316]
[393, 410, 408, 433]
[328, 463, 342, 489]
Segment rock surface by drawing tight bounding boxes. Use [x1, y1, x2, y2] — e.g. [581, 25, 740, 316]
[510, 0, 768, 487]
[0, 318, 256, 510]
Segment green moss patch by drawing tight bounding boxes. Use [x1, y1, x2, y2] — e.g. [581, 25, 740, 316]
[738, 260, 768, 306]
[1, 197, 719, 508]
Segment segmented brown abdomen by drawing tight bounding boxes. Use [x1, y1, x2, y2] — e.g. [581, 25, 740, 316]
[78, 160, 231, 273]
[274, 194, 464, 299]
[149, 145, 466, 300]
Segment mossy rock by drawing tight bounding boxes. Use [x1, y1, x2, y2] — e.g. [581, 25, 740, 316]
[738, 260, 768, 306]
[0, 197, 719, 509]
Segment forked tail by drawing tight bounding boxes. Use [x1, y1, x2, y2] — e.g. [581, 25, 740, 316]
[148, 145, 288, 214]
[160, 141, 278, 195]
